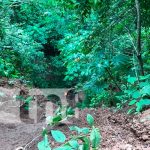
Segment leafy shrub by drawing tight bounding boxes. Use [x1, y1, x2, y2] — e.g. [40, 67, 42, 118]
[16, 96, 33, 111]
[38, 114, 101, 150]
[45, 105, 75, 127]
[89, 91, 112, 108]
[125, 75, 150, 114]
[0, 49, 21, 78]
[114, 74, 150, 113]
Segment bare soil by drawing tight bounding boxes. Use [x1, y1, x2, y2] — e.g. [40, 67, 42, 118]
[0, 78, 150, 150]
[0, 108, 150, 150]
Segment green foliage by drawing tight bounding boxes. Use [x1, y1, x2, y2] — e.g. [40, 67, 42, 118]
[69, 126, 90, 135]
[90, 127, 101, 149]
[16, 96, 33, 110]
[89, 92, 111, 108]
[55, 0, 150, 111]
[46, 106, 75, 126]
[38, 114, 101, 150]
[122, 75, 150, 113]
[0, 0, 150, 111]
[0, 20, 48, 86]
[0, 0, 71, 88]
[87, 114, 94, 126]
[51, 130, 66, 143]
[38, 135, 51, 150]
[0, 50, 20, 78]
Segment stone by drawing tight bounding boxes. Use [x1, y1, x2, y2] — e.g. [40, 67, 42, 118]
[142, 134, 149, 141]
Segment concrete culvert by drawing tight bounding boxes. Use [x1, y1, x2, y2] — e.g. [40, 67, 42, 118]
[47, 94, 61, 106]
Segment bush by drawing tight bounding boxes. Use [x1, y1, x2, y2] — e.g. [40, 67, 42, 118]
[38, 114, 101, 150]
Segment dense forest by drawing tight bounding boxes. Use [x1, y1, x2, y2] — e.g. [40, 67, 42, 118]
[0, 0, 150, 149]
[1, 0, 150, 112]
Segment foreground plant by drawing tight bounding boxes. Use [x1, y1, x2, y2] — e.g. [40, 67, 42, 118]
[37, 114, 101, 150]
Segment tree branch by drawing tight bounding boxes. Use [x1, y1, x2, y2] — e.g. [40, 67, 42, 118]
[135, 0, 144, 76]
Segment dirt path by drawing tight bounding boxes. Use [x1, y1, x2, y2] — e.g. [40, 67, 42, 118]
[0, 108, 150, 150]
[0, 122, 43, 150]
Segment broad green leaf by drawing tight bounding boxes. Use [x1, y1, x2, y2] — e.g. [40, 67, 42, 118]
[132, 91, 141, 99]
[127, 76, 137, 84]
[129, 100, 137, 106]
[67, 107, 75, 115]
[135, 99, 150, 112]
[124, 89, 135, 95]
[68, 140, 79, 149]
[51, 130, 66, 143]
[136, 102, 143, 112]
[81, 127, 90, 134]
[139, 99, 150, 106]
[139, 74, 150, 80]
[82, 137, 90, 150]
[141, 85, 150, 96]
[87, 114, 94, 126]
[69, 126, 82, 134]
[139, 82, 149, 88]
[42, 128, 48, 137]
[52, 115, 62, 123]
[54, 145, 73, 150]
[37, 135, 51, 150]
[90, 127, 101, 148]
[25, 96, 33, 103]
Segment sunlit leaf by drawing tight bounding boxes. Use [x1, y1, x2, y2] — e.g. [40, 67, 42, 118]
[87, 114, 94, 126]
[51, 130, 66, 143]
[90, 127, 101, 148]
[37, 135, 51, 150]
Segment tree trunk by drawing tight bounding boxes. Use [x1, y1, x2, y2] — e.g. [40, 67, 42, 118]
[106, 68, 122, 92]
[135, 0, 144, 76]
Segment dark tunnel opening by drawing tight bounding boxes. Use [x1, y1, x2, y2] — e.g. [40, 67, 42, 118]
[41, 43, 60, 57]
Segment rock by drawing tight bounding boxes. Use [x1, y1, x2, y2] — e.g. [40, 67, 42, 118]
[15, 147, 24, 150]
[142, 135, 149, 141]
[129, 109, 150, 142]
[112, 143, 133, 150]
[125, 144, 133, 150]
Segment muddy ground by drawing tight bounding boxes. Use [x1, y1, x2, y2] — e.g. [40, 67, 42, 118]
[0, 78, 150, 150]
[0, 108, 150, 150]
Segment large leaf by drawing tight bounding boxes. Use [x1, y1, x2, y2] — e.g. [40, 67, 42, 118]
[136, 102, 143, 112]
[25, 96, 33, 103]
[37, 135, 51, 150]
[127, 76, 137, 84]
[52, 115, 62, 124]
[135, 99, 150, 112]
[82, 137, 90, 150]
[132, 91, 141, 99]
[51, 130, 66, 143]
[86, 114, 94, 126]
[129, 100, 137, 106]
[90, 127, 101, 148]
[139, 99, 150, 106]
[68, 140, 79, 149]
[141, 85, 150, 96]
